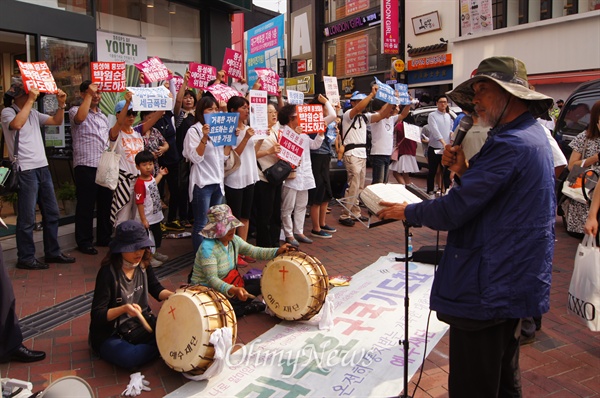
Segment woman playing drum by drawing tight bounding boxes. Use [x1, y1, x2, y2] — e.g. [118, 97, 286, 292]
[190, 204, 295, 316]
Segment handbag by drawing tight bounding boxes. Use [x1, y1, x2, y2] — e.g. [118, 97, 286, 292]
[224, 150, 241, 178]
[223, 267, 245, 288]
[260, 159, 293, 185]
[567, 234, 600, 331]
[116, 311, 157, 345]
[95, 140, 121, 190]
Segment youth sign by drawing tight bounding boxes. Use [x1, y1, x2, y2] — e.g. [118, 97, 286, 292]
[206, 112, 239, 147]
[17, 61, 57, 94]
[91, 62, 126, 92]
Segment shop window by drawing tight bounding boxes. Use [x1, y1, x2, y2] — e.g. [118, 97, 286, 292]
[518, 0, 528, 24]
[15, 0, 91, 16]
[564, 0, 578, 15]
[540, 0, 552, 20]
[492, 0, 507, 29]
[325, 0, 380, 24]
[324, 26, 385, 78]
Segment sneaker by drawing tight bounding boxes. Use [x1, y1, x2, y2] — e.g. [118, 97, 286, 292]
[339, 217, 355, 227]
[239, 254, 256, 263]
[150, 257, 163, 268]
[294, 234, 313, 244]
[320, 224, 337, 233]
[165, 221, 185, 232]
[154, 252, 169, 262]
[160, 223, 167, 233]
[311, 230, 332, 239]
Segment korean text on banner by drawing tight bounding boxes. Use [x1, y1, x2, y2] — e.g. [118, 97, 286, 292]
[404, 122, 421, 143]
[297, 104, 325, 134]
[381, 0, 399, 54]
[206, 84, 242, 103]
[255, 68, 280, 96]
[134, 56, 172, 84]
[287, 90, 304, 105]
[222, 48, 244, 80]
[188, 63, 217, 90]
[126, 86, 173, 111]
[394, 83, 411, 105]
[278, 126, 304, 166]
[206, 112, 239, 147]
[171, 75, 184, 94]
[17, 61, 57, 94]
[323, 76, 340, 106]
[374, 77, 397, 105]
[91, 62, 126, 92]
[249, 90, 269, 136]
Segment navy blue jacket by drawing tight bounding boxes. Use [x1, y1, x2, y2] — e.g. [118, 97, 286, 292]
[406, 113, 555, 320]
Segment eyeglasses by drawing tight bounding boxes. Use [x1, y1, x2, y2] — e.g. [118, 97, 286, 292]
[126, 110, 138, 117]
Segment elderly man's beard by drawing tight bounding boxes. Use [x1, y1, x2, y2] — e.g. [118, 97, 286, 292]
[476, 97, 508, 128]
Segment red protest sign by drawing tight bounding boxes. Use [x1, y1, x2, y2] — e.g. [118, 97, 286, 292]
[17, 61, 57, 94]
[171, 75, 184, 94]
[296, 104, 325, 133]
[206, 83, 242, 103]
[91, 62, 126, 92]
[188, 63, 217, 89]
[255, 68, 279, 96]
[222, 48, 244, 80]
[134, 56, 171, 84]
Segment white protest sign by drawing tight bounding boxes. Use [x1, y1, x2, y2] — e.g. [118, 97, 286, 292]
[278, 126, 304, 167]
[249, 90, 269, 136]
[323, 76, 340, 106]
[287, 90, 304, 105]
[126, 86, 173, 111]
[404, 123, 422, 143]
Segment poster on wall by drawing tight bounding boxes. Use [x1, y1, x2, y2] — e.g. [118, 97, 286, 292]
[97, 31, 148, 65]
[345, 36, 369, 76]
[460, 0, 493, 35]
[245, 14, 285, 88]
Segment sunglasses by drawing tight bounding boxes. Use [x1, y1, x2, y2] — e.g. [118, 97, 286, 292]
[126, 110, 138, 117]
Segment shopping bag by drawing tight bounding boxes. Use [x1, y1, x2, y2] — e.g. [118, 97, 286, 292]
[567, 234, 600, 332]
[95, 143, 121, 190]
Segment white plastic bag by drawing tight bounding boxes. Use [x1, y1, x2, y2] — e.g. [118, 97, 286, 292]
[95, 142, 121, 190]
[567, 234, 600, 332]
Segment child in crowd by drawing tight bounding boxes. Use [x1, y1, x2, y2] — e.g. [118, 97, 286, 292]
[134, 150, 169, 267]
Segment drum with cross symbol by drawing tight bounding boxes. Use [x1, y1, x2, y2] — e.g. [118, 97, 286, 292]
[261, 251, 329, 321]
[155, 285, 237, 374]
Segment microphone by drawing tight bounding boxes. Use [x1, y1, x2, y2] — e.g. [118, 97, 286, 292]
[452, 115, 474, 147]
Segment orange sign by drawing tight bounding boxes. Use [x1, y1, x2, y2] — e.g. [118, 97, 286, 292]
[408, 54, 452, 71]
[393, 59, 405, 73]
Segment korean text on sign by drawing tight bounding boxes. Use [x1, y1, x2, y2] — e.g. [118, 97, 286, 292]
[286, 90, 304, 105]
[297, 104, 325, 134]
[255, 68, 280, 96]
[188, 63, 217, 90]
[394, 83, 411, 105]
[323, 76, 340, 106]
[278, 126, 304, 166]
[206, 112, 239, 147]
[91, 62, 126, 92]
[374, 77, 398, 105]
[206, 83, 242, 103]
[126, 86, 173, 111]
[17, 61, 57, 94]
[134, 56, 171, 84]
[249, 90, 269, 136]
[222, 48, 244, 80]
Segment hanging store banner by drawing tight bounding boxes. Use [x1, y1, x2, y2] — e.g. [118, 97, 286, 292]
[245, 14, 285, 88]
[97, 31, 147, 65]
[408, 54, 452, 71]
[381, 0, 399, 54]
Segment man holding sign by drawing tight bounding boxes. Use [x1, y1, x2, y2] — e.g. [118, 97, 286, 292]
[1, 77, 75, 269]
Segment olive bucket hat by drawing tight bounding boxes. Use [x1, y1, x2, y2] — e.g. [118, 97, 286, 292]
[447, 56, 554, 118]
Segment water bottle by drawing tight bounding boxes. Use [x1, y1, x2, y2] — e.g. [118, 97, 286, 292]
[408, 232, 413, 259]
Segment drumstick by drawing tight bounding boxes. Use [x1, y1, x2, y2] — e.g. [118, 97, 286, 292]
[246, 293, 256, 300]
[136, 311, 153, 333]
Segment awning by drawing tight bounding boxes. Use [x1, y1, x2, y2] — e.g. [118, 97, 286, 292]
[528, 69, 600, 85]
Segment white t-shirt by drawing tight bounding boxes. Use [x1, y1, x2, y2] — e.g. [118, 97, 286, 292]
[370, 115, 398, 156]
[134, 176, 164, 225]
[341, 110, 372, 158]
[114, 124, 144, 175]
[1, 105, 49, 171]
[225, 126, 259, 189]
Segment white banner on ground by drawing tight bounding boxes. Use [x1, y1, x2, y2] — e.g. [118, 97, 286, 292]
[167, 254, 449, 398]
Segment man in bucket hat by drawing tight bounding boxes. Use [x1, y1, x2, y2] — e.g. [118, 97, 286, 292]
[377, 56, 556, 396]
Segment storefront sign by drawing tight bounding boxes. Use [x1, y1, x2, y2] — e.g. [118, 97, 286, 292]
[408, 54, 452, 71]
[206, 113, 239, 147]
[255, 68, 280, 96]
[324, 12, 380, 37]
[97, 31, 147, 65]
[278, 126, 304, 166]
[346, 0, 370, 15]
[91, 62, 126, 92]
[411, 11, 441, 35]
[460, 0, 493, 35]
[393, 59, 405, 73]
[135, 57, 171, 84]
[381, 0, 399, 54]
[323, 76, 340, 106]
[245, 15, 285, 88]
[126, 86, 173, 111]
[285, 75, 315, 95]
[222, 48, 244, 80]
[206, 84, 242, 103]
[17, 61, 57, 94]
[345, 35, 369, 76]
[297, 104, 325, 133]
[297, 60, 307, 73]
[249, 90, 268, 136]
[291, 6, 314, 63]
[188, 63, 217, 90]
[407, 65, 453, 85]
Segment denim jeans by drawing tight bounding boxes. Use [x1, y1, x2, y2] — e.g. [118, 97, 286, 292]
[369, 154, 391, 184]
[16, 167, 61, 263]
[98, 335, 159, 370]
[191, 184, 223, 253]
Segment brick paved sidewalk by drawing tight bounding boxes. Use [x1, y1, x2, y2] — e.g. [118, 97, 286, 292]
[1, 177, 599, 397]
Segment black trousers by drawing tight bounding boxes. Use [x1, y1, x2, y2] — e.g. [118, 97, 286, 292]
[426, 146, 451, 193]
[0, 245, 22, 358]
[158, 162, 182, 223]
[448, 318, 522, 398]
[74, 166, 113, 247]
[253, 180, 282, 247]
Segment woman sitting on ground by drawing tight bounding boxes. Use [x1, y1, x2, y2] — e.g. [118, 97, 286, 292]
[190, 204, 295, 317]
[89, 220, 173, 370]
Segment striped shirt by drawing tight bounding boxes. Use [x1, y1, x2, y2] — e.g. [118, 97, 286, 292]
[191, 235, 278, 295]
[69, 106, 110, 168]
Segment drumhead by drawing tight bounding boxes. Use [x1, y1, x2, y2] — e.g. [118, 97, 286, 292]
[38, 376, 94, 398]
[156, 286, 236, 374]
